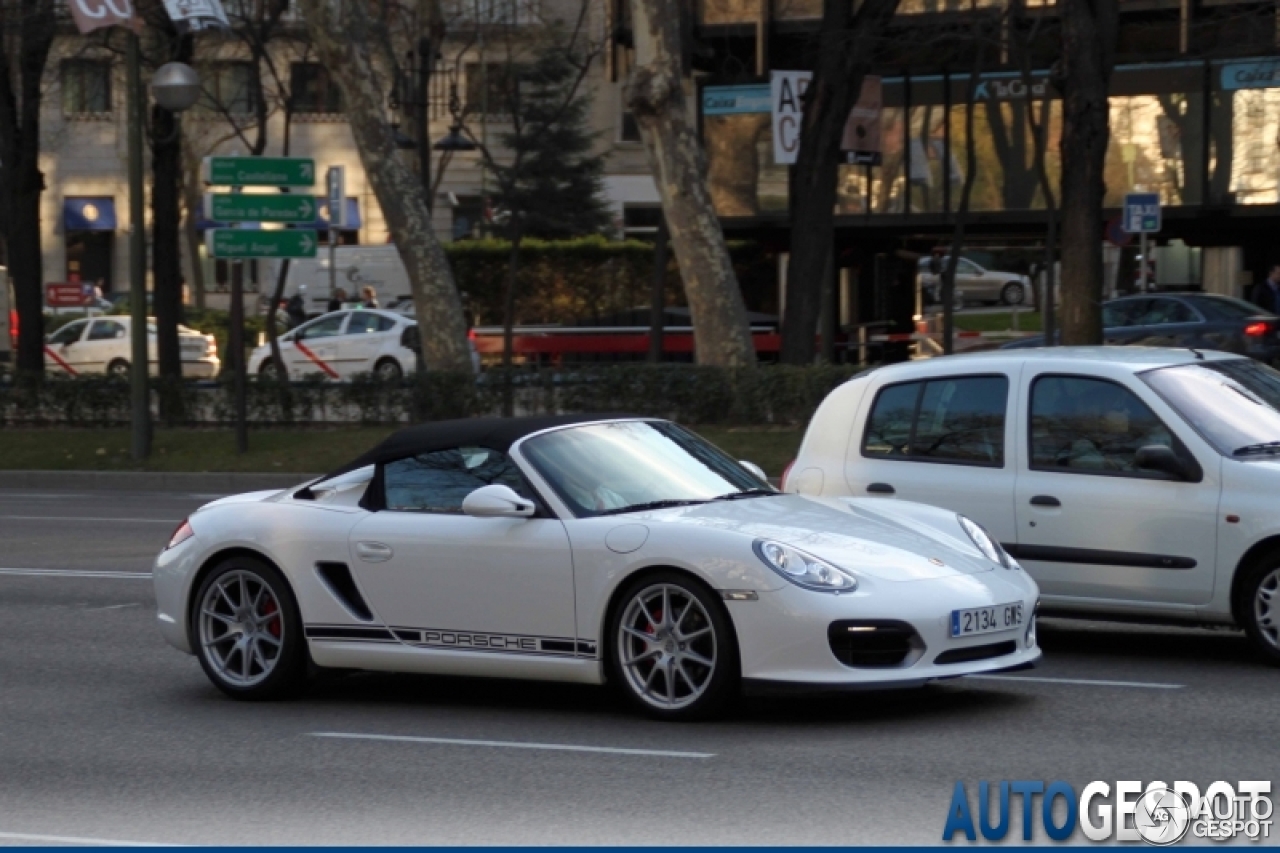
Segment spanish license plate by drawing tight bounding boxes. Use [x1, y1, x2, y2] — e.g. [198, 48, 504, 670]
[951, 602, 1024, 638]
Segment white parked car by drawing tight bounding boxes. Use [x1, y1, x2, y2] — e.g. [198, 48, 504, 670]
[43, 316, 219, 378]
[249, 308, 478, 381]
[785, 347, 1280, 662]
[918, 257, 1031, 306]
[154, 416, 1040, 720]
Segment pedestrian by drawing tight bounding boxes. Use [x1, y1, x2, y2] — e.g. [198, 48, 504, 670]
[1252, 264, 1280, 315]
[286, 285, 307, 329]
[274, 300, 290, 330]
[327, 287, 347, 313]
[360, 285, 379, 309]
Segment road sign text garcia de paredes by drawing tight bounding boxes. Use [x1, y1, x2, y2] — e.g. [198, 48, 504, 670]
[204, 194, 317, 224]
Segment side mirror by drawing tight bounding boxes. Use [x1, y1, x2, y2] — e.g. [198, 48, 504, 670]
[462, 484, 536, 519]
[739, 460, 768, 482]
[1135, 444, 1188, 480]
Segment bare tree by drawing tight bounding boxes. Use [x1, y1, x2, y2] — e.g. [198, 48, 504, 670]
[0, 0, 56, 375]
[1055, 0, 1116, 345]
[780, 0, 900, 365]
[626, 0, 755, 368]
[297, 0, 473, 372]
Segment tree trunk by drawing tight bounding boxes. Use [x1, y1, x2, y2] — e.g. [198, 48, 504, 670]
[1056, 0, 1117, 345]
[181, 165, 206, 311]
[0, 0, 56, 375]
[627, 0, 755, 368]
[298, 0, 473, 373]
[500, 232, 522, 417]
[780, 0, 900, 365]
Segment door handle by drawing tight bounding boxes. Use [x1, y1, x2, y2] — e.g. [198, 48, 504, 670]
[866, 483, 895, 495]
[355, 541, 393, 563]
[1029, 495, 1060, 507]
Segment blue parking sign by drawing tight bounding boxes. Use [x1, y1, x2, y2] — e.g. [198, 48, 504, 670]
[1123, 192, 1161, 234]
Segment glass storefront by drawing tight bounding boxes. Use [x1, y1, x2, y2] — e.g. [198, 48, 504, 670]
[701, 57, 1279, 220]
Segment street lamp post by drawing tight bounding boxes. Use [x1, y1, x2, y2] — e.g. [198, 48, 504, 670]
[126, 54, 200, 461]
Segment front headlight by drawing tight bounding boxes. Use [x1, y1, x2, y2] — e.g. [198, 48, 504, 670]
[753, 539, 857, 593]
[958, 515, 1009, 568]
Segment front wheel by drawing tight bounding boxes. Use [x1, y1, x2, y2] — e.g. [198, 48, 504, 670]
[258, 359, 282, 380]
[1240, 560, 1280, 665]
[107, 358, 130, 377]
[1001, 282, 1026, 306]
[192, 556, 310, 699]
[608, 572, 738, 721]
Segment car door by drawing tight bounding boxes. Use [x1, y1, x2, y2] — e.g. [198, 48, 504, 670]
[848, 367, 1021, 545]
[956, 259, 993, 301]
[288, 312, 346, 379]
[338, 311, 397, 377]
[80, 318, 128, 373]
[44, 320, 90, 374]
[1013, 371, 1220, 605]
[346, 446, 578, 650]
[1124, 298, 1203, 348]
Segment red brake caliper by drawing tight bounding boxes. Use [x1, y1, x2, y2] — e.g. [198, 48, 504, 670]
[261, 599, 281, 638]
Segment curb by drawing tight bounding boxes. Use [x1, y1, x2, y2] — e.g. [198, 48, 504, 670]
[0, 470, 319, 493]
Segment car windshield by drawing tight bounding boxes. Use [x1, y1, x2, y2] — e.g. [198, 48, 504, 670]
[1142, 359, 1280, 457]
[519, 420, 770, 518]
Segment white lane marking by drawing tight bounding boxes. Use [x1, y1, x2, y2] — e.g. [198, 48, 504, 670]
[0, 568, 151, 580]
[967, 674, 1184, 689]
[0, 831, 178, 847]
[310, 731, 716, 759]
[0, 515, 175, 524]
[0, 493, 91, 499]
[86, 602, 142, 611]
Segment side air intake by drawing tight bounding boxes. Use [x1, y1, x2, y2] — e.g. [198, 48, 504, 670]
[315, 562, 375, 622]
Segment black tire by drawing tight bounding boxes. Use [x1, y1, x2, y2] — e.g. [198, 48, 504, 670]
[1001, 282, 1026, 306]
[190, 555, 310, 700]
[607, 570, 739, 721]
[374, 358, 403, 382]
[107, 358, 130, 377]
[258, 359, 281, 380]
[1237, 556, 1280, 665]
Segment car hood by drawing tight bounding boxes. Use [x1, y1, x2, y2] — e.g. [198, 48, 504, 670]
[638, 494, 996, 582]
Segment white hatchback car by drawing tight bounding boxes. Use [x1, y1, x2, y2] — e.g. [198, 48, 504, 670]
[785, 348, 1280, 662]
[44, 316, 219, 378]
[249, 308, 478, 381]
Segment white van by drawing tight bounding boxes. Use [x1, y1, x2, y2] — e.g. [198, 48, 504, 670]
[268, 245, 411, 317]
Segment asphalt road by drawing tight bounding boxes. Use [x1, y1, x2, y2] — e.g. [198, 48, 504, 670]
[0, 488, 1276, 845]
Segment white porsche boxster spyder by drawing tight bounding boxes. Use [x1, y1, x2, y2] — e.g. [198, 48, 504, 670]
[154, 415, 1041, 720]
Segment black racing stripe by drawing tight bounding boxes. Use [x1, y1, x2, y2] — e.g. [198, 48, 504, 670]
[305, 625, 397, 641]
[540, 639, 575, 653]
[393, 629, 422, 642]
[1003, 544, 1196, 570]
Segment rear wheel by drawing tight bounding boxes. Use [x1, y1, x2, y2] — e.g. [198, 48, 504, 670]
[1239, 558, 1280, 665]
[107, 358, 130, 377]
[374, 358, 403, 381]
[258, 359, 281, 380]
[608, 572, 738, 721]
[192, 555, 309, 699]
[1001, 282, 1026, 306]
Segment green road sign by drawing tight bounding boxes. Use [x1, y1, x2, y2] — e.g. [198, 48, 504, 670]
[207, 229, 317, 259]
[204, 193, 318, 224]
[203, 156, 315, 187]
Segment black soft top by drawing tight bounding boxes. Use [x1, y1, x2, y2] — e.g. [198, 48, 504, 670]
[321, 413, 635, 482]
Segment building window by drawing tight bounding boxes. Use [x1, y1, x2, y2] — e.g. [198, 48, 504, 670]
[451, 195, 486, 240]
[290, 63, 343, 114]
[465, 63, 515, 116]
[62, 60, 111, 116]
[620, 105, 641, 143]
[446, 0, 538, 25]
[199, 62, 256, 116]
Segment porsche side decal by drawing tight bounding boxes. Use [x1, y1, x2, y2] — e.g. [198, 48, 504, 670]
[305, 624, 599, 659]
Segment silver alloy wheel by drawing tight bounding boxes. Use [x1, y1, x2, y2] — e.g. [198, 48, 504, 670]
[1002, 283, 1025, 305]
[376, 360, 402, 381]
[617, 583, 717, 711]
[198, 570, 285, 687]
[1255, 567, 1280, 649]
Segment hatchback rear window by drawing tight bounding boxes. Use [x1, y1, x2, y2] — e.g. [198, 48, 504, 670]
[862, 375, 1009, 467]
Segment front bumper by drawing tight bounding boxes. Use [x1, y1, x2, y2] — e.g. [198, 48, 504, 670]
[726, 568, 1041, 688]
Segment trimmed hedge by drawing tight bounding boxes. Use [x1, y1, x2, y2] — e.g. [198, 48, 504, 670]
[0, 365, 859, 428]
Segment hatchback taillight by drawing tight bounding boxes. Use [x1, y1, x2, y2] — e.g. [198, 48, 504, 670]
[1246, 321, 1272, 337]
